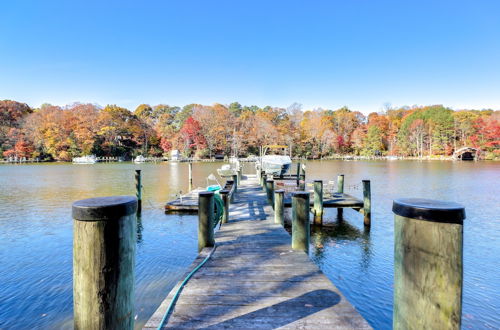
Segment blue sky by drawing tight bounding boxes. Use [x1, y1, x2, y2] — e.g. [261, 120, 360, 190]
[1, 0, 499, 114]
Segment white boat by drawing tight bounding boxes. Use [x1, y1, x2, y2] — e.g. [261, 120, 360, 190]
[257, 145, 292, 176]
[170, 149, 180, 161]
[261, 155, 292, 175]
[73, 155, 97, 164]
[134, 155, 146, 163]
[217, 164, 237, 177]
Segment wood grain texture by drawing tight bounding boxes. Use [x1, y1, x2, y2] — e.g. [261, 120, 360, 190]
[73, 213, 136, 330]
[393, 215, 463, 330]
[145, 175, 371, 329]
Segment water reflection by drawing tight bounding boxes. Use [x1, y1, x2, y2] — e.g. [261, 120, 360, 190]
[310, 217, 372, 270]
[136, 214, 143, 244]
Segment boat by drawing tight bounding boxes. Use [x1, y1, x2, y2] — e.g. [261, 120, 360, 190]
[257, 145, 292, 176]
[170, 149, 180, 161]
[261, 155, 292, 175]
[72, 155, 97, 164]
[217, 164, 237, 177]
[134, 155, 146, 163]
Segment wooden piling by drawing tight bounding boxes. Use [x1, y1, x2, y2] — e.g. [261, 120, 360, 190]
[198, 191, 215, 252]
[274, 189, 284, 226]
[362, 180, 371, 226]
[337, 174, 344, 193]
[296, 162, 301, 186]
[265, 179, 274, 207]
[220, 190, 230, 224]
[135, 169, 142, 213]
[299, 165, 306, 191]
[393, 198, 465, 330]
[72, 196, 137, 330]
[232, 174, 238, 192]
[292, 192, 310, 253]
[260, 170, 265, 187]
[313, 180, 323, 225]
[188, 162, 193, 191]
[227, 180, 235, 203]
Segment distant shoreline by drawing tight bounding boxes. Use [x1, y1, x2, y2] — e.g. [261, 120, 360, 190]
[1, 156, 498, 164]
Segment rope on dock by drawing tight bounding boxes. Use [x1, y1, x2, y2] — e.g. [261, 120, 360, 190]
[156, 245, 218, 329]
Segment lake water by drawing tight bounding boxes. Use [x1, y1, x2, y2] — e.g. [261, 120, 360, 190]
[0, 160, 499, 329]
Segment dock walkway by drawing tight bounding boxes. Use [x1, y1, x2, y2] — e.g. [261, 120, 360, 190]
[145, 175, 371, 329]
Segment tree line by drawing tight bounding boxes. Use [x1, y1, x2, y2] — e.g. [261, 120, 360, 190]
[0, 100, 498, 161]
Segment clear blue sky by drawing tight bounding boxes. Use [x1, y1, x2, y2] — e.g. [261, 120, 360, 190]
[1, 0, 499, 114]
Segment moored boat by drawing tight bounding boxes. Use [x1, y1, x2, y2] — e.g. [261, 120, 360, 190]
[72, 155, 97, 164]
[134, 155, 146, 163]
[217, 164, 237, 177]
[256, 145, 292, 176]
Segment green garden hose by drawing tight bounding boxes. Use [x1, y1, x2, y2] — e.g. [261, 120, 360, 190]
[156, 245, 217, 329]
[213, 193, 224, 228]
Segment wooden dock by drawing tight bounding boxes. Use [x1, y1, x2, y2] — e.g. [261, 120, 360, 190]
[146, 175, 371, 329]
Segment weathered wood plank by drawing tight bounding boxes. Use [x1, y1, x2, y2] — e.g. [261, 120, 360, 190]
[146, 174, 371, 329]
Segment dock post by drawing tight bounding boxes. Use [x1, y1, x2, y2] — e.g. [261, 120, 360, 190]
[220, 190, 229, 224]
[299, 164, 306, 190]
[274, 189, 285, 226]
[237, 165, 242, 184]
[260, 171, 265, 187]
[265, 179, 274, 207]
[362, 180, 371, 226]
[73, 196, 137, 330]
[292, 192, 310, 253]
[336, 174, 344, 217]
[135, 169, 142, 213]
[188, 162, 193, 191]
[296, 162, 301, 186]
[313, 180, 323, 225]
[337, 174, 344, 193]
[227, 180, 235, 203]
[393, 198, 465, 330]
[232, 174, 238, 192]
[198, 191, 215, 252]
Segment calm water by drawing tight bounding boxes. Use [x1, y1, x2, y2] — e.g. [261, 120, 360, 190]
[0, 161, 499, 329]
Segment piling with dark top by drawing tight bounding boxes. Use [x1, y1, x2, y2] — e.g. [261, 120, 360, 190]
[299, 165, 306, 190]
[393, 198, 465, 330]
[292, 192, 310, 253]
[265, 179, 274, 207]
[232, 174, 238, 192]
[296, 162, 301, 186]
[73, 196, 137, 330]
[198, 191, 215, 252]
[135, 169, 142, 213]
[313, 180, 323, 225]
[260, 170, 265, 187]
[220, 190, 230, 224]
[274, 189, 285, 226]
[363, 180, 371, 226]
[227, 180, 235, 203]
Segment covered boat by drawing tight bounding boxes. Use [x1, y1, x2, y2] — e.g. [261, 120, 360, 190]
[261, 155, 292, 175]
[257, 145, 292, 176]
